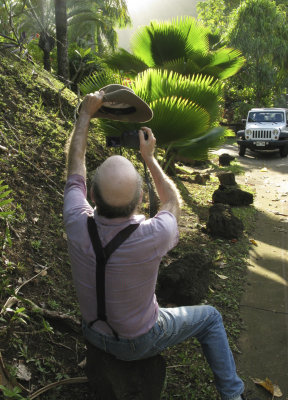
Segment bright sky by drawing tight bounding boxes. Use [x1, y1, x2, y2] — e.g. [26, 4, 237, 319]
[118, 0, 201, 50]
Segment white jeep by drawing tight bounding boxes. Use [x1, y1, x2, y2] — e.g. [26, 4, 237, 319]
[237, 108, 288, 157]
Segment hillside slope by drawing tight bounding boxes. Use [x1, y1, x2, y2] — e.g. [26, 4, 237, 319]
[0, 52, 254, 400]
[0, 52, 112, 398]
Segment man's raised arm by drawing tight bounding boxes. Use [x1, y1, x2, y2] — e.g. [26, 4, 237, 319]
[139, 127, 182, 221]
[66, 92, 104, 179]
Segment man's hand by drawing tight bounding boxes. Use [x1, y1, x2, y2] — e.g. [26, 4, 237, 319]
[79, 91, 104, 119]
[139, 127, 156, 162]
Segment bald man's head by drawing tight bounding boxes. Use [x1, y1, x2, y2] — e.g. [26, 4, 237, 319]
[91, 156, 143, 218]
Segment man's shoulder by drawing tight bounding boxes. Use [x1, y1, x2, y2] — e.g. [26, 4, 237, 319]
[63, 174, 93, 226]
[138, 211, 178, 256]
[151, 210, 177, 226]
[64, 174, 86, 195]
[139, 210, 178, 236]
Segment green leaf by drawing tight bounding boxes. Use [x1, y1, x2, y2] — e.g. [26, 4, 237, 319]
[174, 126, 227, 160]
[148, 96, 210, 145]
[105, 49, 148, 77]
[79, 70, 123, 95]
[133, 69, 223, 123]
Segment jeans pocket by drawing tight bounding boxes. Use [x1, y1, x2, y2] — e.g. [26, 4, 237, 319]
[156, 312, 169, 336]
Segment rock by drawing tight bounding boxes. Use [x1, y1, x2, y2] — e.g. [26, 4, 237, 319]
[194, 172, 210, 185]
[157, 252, 212, 305]
[85, 341, 166, 400]
[216, 172, 236, 186]
[219, 153, 235, 166]
[206, 203, 244, 239]
[212, 185, 253, 206]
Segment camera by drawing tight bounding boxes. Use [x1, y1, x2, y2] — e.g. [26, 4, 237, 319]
[106, 130, 148, 149]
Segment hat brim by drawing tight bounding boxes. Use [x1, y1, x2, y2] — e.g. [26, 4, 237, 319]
[92, 88, 153, 122]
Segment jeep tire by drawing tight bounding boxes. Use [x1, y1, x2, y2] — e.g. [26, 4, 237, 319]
[239, 143, 246, 157]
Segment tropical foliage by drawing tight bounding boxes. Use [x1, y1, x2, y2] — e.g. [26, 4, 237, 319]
[68, 0, 130, 54]
[80, 67, 227, 162]
[1, 0, 130, 74]
[197, 0, 288, 117]
[79, 17, 244, 163]
[104, 17, 245, 81]
[227, 0, 288, 106]
[197, 0, 240, 37]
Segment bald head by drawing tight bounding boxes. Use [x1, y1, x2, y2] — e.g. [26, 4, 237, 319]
[91, 156, 142, 218]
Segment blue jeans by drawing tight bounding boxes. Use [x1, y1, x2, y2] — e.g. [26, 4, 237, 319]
[83, 305, 244, 400]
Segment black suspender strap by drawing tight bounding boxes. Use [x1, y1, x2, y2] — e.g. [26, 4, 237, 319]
[87, 216, 139, 340]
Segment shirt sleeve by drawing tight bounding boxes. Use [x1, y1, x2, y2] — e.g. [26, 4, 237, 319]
[63, 174, 93, 240]
[149, 210, 179, 258]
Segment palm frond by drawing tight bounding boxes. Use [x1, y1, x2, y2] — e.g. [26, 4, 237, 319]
[133, 69, 223, 122]
[105, 49, 148, 76]
[131, 20, 190, 67]
[147, 97, 210, 145]
[68, 7, 102, 20]
[174, 126, 227, 160]
[211, 48, 246, 79]
[172, 16, 209, 55]
[79, 70, 123, 95]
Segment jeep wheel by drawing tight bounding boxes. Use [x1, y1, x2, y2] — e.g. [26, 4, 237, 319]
[239, 144, 246, 157]
[279, 146, 288, 158]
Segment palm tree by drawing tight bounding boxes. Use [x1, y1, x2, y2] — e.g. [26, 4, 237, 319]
[16, 0, 56, 71]
[67, 0, 130, 55]
[104, 17, 244, 80]
[12, 0, 130, 74]
[55, 0, 69, 82]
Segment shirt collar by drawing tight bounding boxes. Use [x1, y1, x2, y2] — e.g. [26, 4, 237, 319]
[93, 209, 145, 226]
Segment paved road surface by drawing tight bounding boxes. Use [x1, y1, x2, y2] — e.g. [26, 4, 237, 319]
[214, 144, 288, 400]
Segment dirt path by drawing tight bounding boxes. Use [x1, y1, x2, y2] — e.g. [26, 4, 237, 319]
[215, 144, 288, 399]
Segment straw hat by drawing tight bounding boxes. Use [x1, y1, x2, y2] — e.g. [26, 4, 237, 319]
[92, 84, 153, 122]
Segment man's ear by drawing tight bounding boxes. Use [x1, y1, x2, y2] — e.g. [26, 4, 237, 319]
[138, 189, 143, 205]
[90, 187, 95, 204]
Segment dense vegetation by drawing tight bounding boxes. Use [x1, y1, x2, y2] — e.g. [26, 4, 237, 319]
[197, 0, 288, 118]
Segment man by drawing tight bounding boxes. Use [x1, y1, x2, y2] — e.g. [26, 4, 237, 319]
[63, 91, 246, 400]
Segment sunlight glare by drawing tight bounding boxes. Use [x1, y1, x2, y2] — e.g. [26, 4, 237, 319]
[126, 0, 156, 12]
[248, 264, 288, 287]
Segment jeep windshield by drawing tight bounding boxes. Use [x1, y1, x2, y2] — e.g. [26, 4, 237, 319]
[248, 111, 284, 123]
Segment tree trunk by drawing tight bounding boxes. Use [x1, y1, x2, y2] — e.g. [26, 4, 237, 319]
[54, 0, 69, 83]
[38, 31, 55, 72]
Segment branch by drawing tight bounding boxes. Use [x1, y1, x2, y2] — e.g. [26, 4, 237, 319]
[0, 33, 18, 43]
[3, 0, 18, 42]
[29, 377, 88, 400]
[0, 351, 29, 394]
[26, 299, 81, 333]
[1, 267, 51, 315]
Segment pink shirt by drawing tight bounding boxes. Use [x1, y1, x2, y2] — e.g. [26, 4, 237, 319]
[63, 174, 179, 338]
